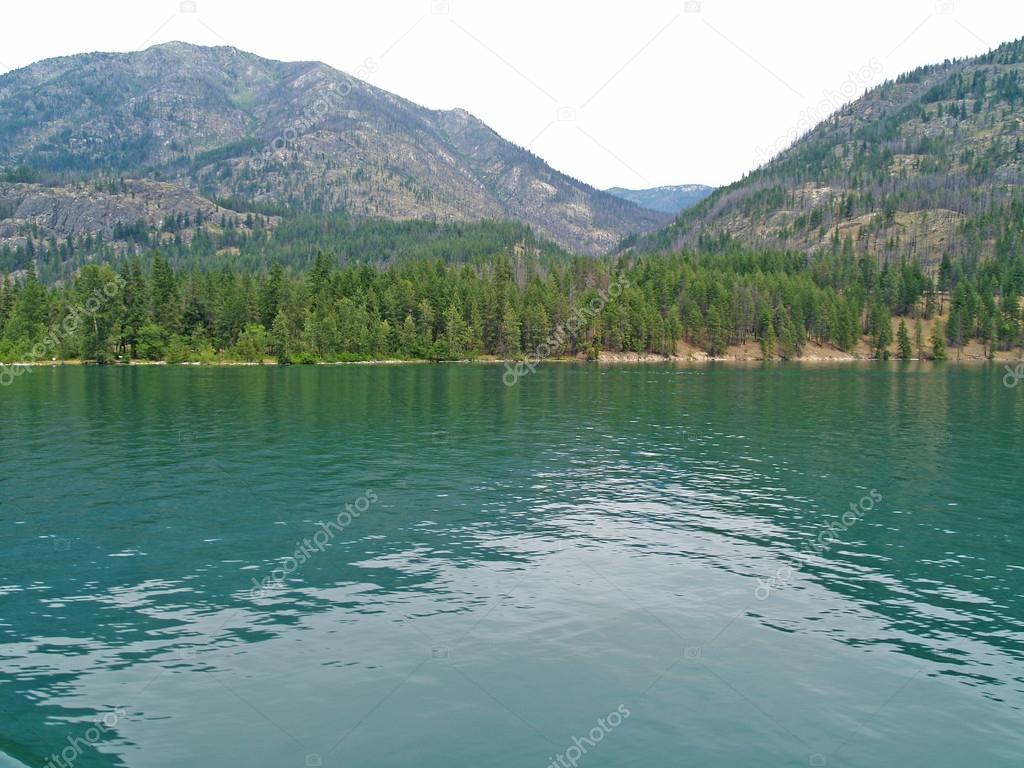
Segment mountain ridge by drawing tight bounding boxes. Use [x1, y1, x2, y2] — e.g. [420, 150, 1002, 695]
[0, 41, 668, 255]
[605, 184, 714, 214]
[637, 36, 1024, 267]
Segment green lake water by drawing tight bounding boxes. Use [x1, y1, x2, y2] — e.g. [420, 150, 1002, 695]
[1, 364, 1022, 767]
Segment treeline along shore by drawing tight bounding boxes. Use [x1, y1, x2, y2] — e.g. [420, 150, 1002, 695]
[1, 240, 1022, 375]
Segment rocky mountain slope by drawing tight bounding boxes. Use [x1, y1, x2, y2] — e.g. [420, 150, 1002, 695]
[605, 184, 713, 214]
[0, 179, 247, 248]
[641, 37, 1024, 266]
[0, 42, 666, 255]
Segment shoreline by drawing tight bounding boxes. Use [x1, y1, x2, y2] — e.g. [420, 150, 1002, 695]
[2, 351, 1019, 368]
[5, 318, 1016, 369]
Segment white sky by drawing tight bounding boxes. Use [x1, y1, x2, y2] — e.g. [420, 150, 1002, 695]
[1, 0, 1022, 189]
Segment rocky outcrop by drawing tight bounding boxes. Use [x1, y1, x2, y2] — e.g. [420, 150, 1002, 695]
[0, 180, 247, 249]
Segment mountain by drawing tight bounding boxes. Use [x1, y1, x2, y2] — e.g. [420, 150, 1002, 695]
[605, 184, 714, 214]
[0, 42, 667, 255]
[640, 37, 1024, 266]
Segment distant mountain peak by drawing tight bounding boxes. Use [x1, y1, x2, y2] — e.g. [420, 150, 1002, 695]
[606, 184, 714, 214]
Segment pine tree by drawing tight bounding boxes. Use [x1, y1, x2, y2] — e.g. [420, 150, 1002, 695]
[985, 315, 997, 359]
[520, 302, 550, 353]
[416, 300, 435, 354]
[498, 301, 522, 358]
[704, 305, 727, 357]
[871, 303, 893, 359]
[120, 258, 148, 357]
[76, 264, 121, 363]
[304, 304, 340, 359]
[234, 324, 268, 362]
[760, 316, 777, 359]
[897, 319, 912, 359]
[438, 301, 472, 360]
[684, 305, 703, 346]
[150, 252, 179, 334]
[778, 313, 802, 359]
[6, 262, 48, 345]
[307, 251, 334, 312]
[931, 320, 948, 361]
[398, 315, 419, 358]
[924, 287, 936, 319]
[271, 310, 302, 363]
[0, 273, 13, 338]
[258, 263, 285, 329]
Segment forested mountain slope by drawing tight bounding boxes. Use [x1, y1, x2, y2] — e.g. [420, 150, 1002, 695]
[641, 37, 1024, 267]
[0, 42, 666, 255]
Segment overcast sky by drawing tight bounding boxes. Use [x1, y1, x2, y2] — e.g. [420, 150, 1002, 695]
[2, 0, 1022, 189]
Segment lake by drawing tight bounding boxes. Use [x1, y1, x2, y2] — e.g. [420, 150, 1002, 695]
[1, 364, 1022, 767]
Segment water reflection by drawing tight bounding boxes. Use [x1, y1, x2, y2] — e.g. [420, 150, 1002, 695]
[1, 364, 1022, 766]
